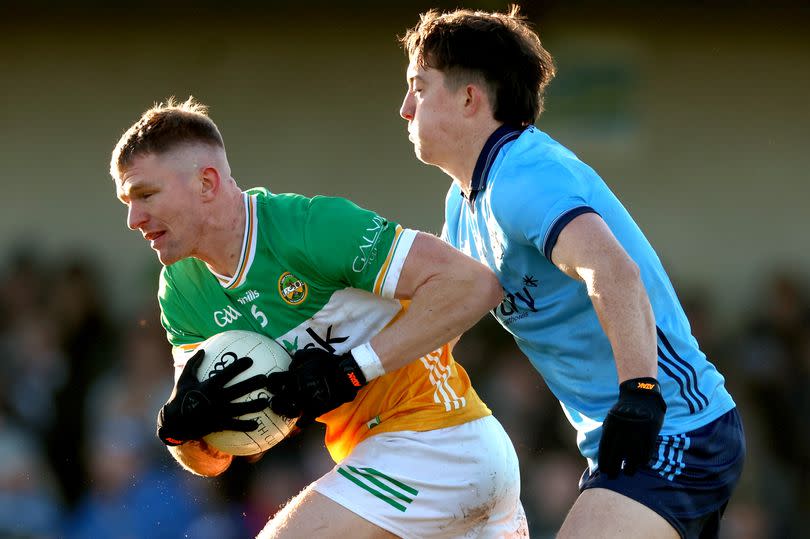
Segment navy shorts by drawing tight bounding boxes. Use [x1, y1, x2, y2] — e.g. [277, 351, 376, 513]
[580, 408, 745, 539]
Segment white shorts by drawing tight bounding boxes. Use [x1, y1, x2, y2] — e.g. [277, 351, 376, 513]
[312, 415, 528, 539]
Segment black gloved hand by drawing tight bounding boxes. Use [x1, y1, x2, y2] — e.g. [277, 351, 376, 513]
[266, 347, 367, 423]
[156, 349, 269, 446]
[598, 377, 667, 478]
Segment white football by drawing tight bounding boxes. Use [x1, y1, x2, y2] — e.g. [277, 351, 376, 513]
[194, 330, 296, 456]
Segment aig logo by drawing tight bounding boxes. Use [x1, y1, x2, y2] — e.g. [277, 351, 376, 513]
[213, 305, 242, 327]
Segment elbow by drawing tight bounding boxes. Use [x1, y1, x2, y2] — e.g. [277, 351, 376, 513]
[605, 253, 641, 288]
[183, 461, 231, 478]
[168, 442, 232, 477]
[626, 258, 645, 294]
[623, 257, 642, 285]
[478, 267, 504, 310]
[198, 466, 229, 478]
[610, 258, 649, 304]
[587, 256, 644, 302]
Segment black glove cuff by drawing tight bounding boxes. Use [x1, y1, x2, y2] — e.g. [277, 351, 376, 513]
[619, 377, 661, 397]
[158, 429, 186, 446]
[617, 377, 667, 417]
[339, 354, 367, 388]
[156, 407, 186, 446]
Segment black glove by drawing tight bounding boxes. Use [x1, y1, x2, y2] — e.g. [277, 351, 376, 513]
[267, 347, 367, 423]
[598, 377, 667, 478]
[156, 349, 269, 446]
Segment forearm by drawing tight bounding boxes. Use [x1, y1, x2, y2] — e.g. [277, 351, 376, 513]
[369, 267, 502, 372]
[168, 440, 233, 477]
[588, 262, 657, 382]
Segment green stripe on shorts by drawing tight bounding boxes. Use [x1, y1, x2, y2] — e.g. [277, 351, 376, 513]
[357, 466, 419, 496]
[337, 466, 418, 512]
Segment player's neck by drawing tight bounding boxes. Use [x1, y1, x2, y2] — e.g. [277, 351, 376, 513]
[444, 120, 502, 197]
[199, 188, 247, 278]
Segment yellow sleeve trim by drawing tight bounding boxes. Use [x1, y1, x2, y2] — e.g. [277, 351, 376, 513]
[372, 228, 417, 298]
[373, 225, 403, 295]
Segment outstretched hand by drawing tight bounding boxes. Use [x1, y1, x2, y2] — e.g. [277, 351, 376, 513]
[156, 349, 269, 446]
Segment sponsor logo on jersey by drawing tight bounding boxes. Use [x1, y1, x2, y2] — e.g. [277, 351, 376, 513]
[278, 272, 308, 305]
[213, 305, 242, 327]
[282, 325, 349, 355]
[282, 335, 300, 354]
[236, 289, 260, 305]
[352, 215, 386, 273]
[495, 274, 539, 324]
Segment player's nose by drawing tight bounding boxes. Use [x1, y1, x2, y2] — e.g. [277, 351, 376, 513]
[127, 203, 147, 231]
[399, 92, 414, 121]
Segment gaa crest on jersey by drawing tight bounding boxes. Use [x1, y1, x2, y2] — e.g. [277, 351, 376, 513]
[278, 272, 308, 305]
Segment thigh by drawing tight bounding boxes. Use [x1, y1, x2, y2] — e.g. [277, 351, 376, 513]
[313, 416, 524, 539]
[258, 484, 398, 539]
[558, 488, 679, 539]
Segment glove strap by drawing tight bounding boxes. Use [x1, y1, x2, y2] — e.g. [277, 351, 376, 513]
[619, 377, 661, 396]
[157, 407, 186, 446]
[161, 434, 185, 446]
[339, 354, 369, 388]
[349, 342, 385, 382]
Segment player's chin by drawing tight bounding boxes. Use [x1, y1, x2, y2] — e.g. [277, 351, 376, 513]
[155, 249, 182, 267]
[413, 145, 435, 166]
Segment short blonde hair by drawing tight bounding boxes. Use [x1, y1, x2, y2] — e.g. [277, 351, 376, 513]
[110, 96, 224, 180]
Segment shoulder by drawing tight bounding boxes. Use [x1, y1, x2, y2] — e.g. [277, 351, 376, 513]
[250, 190, 316, 245]
[157, 265, 206, 346]
[249, 188, 312, 217]
[305, 196, 390, 230]
[158, 259, 206, 300]
[254, 192, 369, 221]
[493, 130, 600, 205]
[487, 129, 600, 237]
[503, 129, 591, 185]
[308, 194, 365, 213]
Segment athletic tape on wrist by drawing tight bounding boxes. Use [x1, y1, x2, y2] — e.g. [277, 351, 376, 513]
[350, 342, 385, 381]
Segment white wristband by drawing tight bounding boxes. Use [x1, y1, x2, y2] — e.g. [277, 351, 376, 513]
[350, 342, 386, 382]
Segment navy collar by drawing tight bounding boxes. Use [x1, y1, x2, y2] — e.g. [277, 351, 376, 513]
[466, 124, 525, 203]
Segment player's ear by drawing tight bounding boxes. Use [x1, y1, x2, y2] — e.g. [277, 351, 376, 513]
[462, 83, 487, 118]
[199, 166, 221, 201]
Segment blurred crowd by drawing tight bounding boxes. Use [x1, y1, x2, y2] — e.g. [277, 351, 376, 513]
[0, 248, 808, 539]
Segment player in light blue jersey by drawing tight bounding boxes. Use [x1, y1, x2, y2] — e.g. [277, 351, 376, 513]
[398, 6, 744, 539]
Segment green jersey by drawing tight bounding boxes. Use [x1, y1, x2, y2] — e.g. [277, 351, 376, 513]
[157, 189, 489, 462]
[159, 188, 412, 356]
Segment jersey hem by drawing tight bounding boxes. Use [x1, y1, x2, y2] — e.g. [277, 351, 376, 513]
[659, 397, 736, 437]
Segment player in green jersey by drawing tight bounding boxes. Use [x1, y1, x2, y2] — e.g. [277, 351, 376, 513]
[109, 97, 528, 537]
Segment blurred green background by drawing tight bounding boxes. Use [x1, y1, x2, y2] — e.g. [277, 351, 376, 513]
[2, 0, 808, 322]
[1, 1, 808, 538]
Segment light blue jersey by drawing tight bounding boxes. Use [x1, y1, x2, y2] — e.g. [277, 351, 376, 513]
[443, 125, 735, 465]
